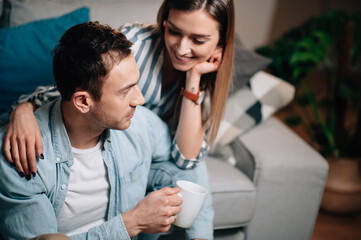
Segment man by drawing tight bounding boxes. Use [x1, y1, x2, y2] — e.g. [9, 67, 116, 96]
[0, 21, 184, 239]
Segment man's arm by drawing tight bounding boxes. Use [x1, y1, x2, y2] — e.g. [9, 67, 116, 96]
[0, 154, 58, 240]
[0, 164, 182, 240]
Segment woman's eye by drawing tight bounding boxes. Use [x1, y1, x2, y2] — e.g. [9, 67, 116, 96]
[168, 28, 180, 36]
[193, 39, 206, 44]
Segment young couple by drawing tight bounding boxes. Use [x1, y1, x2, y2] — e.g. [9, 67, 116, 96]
[0, 0, 235, 239]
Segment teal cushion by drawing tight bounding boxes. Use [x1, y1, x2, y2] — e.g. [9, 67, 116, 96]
[0, 7, 89, 112]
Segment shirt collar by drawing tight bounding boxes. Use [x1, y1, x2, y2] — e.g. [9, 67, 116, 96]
[49, 98, 75, 166]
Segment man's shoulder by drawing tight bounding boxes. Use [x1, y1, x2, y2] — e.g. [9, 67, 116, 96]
[132, 106, 165, 127]
[34, 99, 59, 138]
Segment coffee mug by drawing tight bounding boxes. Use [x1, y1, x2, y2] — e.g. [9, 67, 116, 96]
[173, 180, 208, 228]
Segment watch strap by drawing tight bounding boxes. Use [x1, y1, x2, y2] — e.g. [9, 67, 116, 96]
[180, 87, 199, 102]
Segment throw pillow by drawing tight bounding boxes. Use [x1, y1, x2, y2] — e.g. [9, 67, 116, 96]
[213, 71, 295, 155]
[228, 35, 271, 95]
[0, 7, 90, 113]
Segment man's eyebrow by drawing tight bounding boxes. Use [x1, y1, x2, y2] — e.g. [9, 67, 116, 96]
[167, 21, 212, 38]
[117, 82, 137, 93]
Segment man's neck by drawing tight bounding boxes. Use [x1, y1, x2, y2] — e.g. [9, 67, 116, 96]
[61, 102, 104, 149]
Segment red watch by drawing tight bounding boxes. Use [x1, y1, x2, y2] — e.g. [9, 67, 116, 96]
[180, 87, 205, 105]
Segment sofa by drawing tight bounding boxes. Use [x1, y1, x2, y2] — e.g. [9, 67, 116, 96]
[0, 1, 329, 240]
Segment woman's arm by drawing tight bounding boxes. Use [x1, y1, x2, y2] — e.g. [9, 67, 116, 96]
[3, 85, 59, 177]
[3, 102, 43, 178]
[175, 47, 223, 162]
[176, 70, 205, 159]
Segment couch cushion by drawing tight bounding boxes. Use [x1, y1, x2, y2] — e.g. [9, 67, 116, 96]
[207, 157, 257, 229]
[228, 35, 271, 95]
[0, 7, 89, 112]
[214, 71, 295, 149]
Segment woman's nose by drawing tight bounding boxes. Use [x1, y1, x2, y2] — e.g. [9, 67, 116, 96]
[176, 38, 191, 55]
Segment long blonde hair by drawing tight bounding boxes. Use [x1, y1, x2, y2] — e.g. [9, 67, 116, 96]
[157, 0, 235, 146]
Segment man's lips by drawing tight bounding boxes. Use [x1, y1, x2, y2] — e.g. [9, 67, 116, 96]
[126, 110, 135, 119]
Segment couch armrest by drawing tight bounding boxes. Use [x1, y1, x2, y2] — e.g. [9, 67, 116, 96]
[234, 116, 328, 240]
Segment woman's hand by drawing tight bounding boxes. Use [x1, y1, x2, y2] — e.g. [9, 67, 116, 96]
[3, 102, 43, 178]
[188, 46, 223, 81]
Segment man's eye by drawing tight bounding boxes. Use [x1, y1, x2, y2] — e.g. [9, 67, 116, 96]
[122, 88, 131, 95]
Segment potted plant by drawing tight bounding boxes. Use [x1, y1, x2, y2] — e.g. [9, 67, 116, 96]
[255, 10, 361, 213]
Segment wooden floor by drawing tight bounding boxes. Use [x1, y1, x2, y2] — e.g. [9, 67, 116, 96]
[311, 210, 361, 240]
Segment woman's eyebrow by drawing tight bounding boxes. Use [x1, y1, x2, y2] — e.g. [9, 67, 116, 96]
[167, 20, 212, 38]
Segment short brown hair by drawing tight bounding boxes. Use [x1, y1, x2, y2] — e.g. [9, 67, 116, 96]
[53, 21, 133, 101]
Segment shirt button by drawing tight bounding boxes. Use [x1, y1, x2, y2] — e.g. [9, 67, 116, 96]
[61, 184, 67, 190]
[56, 157, 60, 162]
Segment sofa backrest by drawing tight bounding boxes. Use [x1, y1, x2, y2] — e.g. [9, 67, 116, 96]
[6, 0, 163, 28]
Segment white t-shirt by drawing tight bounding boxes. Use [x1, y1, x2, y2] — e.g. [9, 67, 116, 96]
[57, 140, 110, 235]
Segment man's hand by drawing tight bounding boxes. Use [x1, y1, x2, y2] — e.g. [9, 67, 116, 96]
[122, 187, 182, 237]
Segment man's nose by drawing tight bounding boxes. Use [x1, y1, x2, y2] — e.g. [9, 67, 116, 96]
[130, 85, 145, 106]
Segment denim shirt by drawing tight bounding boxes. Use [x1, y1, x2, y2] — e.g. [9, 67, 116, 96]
[0, 99, 174, 240]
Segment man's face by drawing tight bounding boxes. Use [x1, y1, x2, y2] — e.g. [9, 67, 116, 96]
[90, 54, 145, 130]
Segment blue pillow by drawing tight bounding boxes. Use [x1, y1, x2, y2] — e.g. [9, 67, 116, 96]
[0, 7, 89, 113]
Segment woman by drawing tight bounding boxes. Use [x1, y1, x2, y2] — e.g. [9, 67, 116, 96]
[4, 0, 235, 179]
[3, 0, 234, 239]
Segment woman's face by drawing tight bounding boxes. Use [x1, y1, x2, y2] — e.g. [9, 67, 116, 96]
[164, 8, 220, 72]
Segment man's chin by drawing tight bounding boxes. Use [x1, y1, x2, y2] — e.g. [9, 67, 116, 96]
[116, 120, 131, 131]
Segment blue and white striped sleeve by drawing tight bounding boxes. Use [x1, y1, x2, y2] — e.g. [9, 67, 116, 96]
[170, 135, 209, 169]
[12, 85, 60, 110]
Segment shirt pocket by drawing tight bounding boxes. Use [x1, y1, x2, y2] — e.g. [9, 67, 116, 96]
[120, 161, 149, 209]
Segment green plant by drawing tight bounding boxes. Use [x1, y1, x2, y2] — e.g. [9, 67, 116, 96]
[256, 11, 361, 158]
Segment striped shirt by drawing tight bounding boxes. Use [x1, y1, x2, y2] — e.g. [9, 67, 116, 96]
[15, 23, 207, 169]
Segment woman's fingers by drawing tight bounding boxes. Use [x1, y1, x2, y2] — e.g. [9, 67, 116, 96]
[10, 138, 25, 177]
[3, 102, 42, 179]
[3, 132, 13, 164]
[35, 130, 44, 160]
[27, 138, 37, 177]
[191, 47, 223, 75]
[19, 137, 29, 177]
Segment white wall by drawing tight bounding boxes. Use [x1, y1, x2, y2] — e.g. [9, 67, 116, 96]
[234, 0, 361, 50]
[234, 0, 278, 50]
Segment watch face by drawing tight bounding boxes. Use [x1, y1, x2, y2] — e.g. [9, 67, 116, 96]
[196, 91, 205, 104]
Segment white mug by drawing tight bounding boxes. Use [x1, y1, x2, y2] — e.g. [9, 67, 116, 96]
[173, 180, 208, 228]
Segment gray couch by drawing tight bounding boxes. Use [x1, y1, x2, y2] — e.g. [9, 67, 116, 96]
[209, 116, 328, 240]
[157, 115, 329, 240]
[0, 1, 329, 239]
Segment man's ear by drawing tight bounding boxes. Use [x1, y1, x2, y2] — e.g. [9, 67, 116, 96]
[72, 91, 92, 113]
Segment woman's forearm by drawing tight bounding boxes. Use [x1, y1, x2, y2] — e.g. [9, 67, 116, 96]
[175, 71, 204, 159]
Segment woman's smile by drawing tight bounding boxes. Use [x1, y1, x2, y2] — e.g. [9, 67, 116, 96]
[164, 8, 220, 72]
